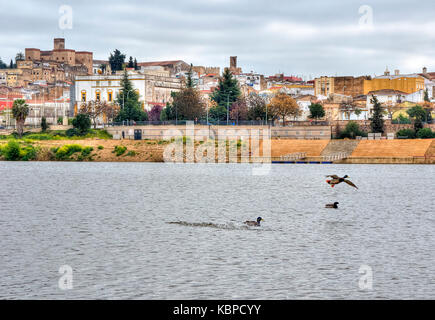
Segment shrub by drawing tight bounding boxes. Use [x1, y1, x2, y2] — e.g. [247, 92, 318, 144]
[98, 145, 104, 150]
[66, 128, 80, 137]
[126, 150, 136, 157]
[392, 114, 411, 124]
[41, 117, 48, 132]
[81, 146, 94, 157]
[25, 133, 62, 140]
[55, 144, 83, 160]
[113, 145, 127, 156]
[397, 129, 416, 139]
[416, 128, 434, 139]
[20, 145, 38, 161]
[308, 103, 325, 119]
[72, 114, 91, 134]
[340, 121, 367, 139]
[4, 140, 21, 161]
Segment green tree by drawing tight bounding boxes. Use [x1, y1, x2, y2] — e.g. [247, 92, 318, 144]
[12, 99, 29, 138]
[340, 121, 367, 139]
[160, 103, 174, 121]
[209, 105, 228, 121]
[185, 64, 195, 88]
[407, 105, 426, 131]
[40, 117, 48, 132]
[127, 56, 134, 68]
[424, 89, 430, 102]
[247, 93, 268, 120]
[308, 103, 325, 119]
[417, 128, 434, 139]
[9, 59, 14, 69]
[134, 58, 138, 70]
[369, 95, 385, 133]
[354, 108, 363, 118]
[15, 52, 24, 63]
[211, 68, 241, 108]
[99, 64, 107, 74]
[0, 57, 7, 69]
[109, 49, 126, 72]
[72, 114, 91, 134]
[115, 71, 148, 122]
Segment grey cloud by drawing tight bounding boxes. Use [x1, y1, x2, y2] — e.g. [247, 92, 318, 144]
[0, 0, 434, 77]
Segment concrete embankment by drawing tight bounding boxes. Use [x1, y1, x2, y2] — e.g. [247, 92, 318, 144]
[266, 139, 435, 164]
[1, 138, 434, 164]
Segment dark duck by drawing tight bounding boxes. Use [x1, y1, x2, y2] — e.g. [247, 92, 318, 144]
[244, 217, 264, 227]
[326, 175, 358, 189]
[325, 202, 339, 209]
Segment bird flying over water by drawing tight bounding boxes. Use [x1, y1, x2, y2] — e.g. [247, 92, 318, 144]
[326, 175, 358, 189]
[244, 217, 264, 227]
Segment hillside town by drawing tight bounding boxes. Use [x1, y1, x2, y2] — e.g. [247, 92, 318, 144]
[1, 38, 435, 133]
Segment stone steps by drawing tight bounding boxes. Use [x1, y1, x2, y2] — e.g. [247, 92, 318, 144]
[320, 140, 359, 157]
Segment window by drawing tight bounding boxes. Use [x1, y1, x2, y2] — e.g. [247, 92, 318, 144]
[108, 91, 113, 102]
[96, 81, 100, 87]
[96, 91, 101, 101]
[81, 90, 86, 102]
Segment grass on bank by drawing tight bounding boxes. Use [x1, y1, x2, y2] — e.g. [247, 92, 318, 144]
[51, 144, 94, 161]
[0, 129, 112, 141]
[0, 140, 39, 161]
[0, 139, 95, 162]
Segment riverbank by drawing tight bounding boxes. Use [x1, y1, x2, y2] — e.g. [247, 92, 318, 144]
[1, 138, 434, 164]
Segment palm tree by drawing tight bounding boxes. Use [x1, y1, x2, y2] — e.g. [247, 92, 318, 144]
[12, 99, 29, 138]
[15, 52, 24, 62]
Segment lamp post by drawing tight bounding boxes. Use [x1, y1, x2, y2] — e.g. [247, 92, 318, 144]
[122, 89, 133, 110]
[265, 103, 268, 126]
[226, 91, 232, 126]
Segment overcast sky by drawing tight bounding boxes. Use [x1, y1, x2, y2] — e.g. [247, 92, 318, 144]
[1, 0, 434, 79]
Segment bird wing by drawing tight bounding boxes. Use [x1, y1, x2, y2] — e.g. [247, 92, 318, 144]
[326, 175, 340, 179]
[344, 179, 358, 189]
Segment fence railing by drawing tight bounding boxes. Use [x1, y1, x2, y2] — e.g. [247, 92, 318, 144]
[322, 153, 349, 161]
[280, 153, 307, 161]
[107, 120, 332, 127]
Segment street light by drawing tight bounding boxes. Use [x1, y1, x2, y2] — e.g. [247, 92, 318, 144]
[122, 89, 133, 110]
[226, 90, 232, 126]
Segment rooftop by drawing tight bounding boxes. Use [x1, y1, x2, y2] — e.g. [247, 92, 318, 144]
[137, 60, 184, 67]
[367, 89, 408, 95]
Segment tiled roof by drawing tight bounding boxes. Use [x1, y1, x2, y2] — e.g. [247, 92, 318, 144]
[374, 74, 423, 79]
[137, 60, 183, 67]
[368, 89, 408, 95]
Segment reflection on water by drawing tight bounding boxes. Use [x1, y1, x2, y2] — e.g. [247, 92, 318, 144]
[0, 162, 434, 299]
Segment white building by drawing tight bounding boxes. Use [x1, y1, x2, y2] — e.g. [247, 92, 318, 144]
[235, 72, 265, 91]
[72, 70, 182, 113]
[366, 89, 424, 107]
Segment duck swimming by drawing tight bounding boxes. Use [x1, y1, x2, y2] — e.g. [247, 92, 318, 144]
[244, 217, 264, 227]
[325, 202, 339, 209]
[326, 175, 358, 189]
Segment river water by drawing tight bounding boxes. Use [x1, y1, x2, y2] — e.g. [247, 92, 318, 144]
[0, 162, 434, 299]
